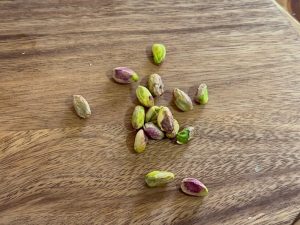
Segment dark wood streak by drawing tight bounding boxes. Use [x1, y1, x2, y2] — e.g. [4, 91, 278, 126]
[0, 22, 271, 39]
[0, 23, 280, 60]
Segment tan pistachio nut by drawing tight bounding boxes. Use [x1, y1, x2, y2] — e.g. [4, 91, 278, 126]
[157, 106, 174, 133]
[166, 119, 179, 139]
[152, 43, 166, 65]
[145, 106, 161, 123]
[195, 83, 208, 104]
[148, 73, 164, 96]
[173, 88, 193, 112]
[176, 126, 194, 144]
[73, 95, 91, 119]
[143, 122, 164, 140]
[131, 105, 145, 130]
[113, 67, 139, 84]
[181, 178, 208, 197]
[145, 170, 175, 187]
[134, 129, 147, 153]
[136, 85, 155, 107]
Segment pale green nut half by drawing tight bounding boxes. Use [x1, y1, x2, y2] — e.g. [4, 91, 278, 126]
[176, 127, 194, 144]
[145, 106, 161, 123]
[134, 129, 147, 153]
[173, 88, 193, 112]
[136, 85, 155, 107]
[73, 95, 91, 119]
[195, 83, 208, 104]
[152, 43, 166, 65]
[145, 170, 175, 187]
[131, 105, 145, 130]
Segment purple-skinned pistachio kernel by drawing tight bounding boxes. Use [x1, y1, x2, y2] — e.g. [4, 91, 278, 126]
[143, 122, 164, 140]
[113, 67, 139, 84]
[166, 119, 179, 139]
[157, 107, 174, 133]
[181, 178, 208, 197]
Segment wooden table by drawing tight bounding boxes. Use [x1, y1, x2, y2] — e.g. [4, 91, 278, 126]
[0, 0, 299, 224]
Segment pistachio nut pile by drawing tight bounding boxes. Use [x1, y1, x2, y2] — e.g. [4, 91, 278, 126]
[72, 43, 209, 197]
[129, 76, 208, 152]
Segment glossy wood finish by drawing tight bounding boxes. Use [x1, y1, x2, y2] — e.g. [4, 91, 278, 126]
[277, 0, 300, 21]
[0, 0, 300, 224]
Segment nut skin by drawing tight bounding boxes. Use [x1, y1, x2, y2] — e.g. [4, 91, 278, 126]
[136, 85, 155, 107]
[166, 119, 180, 139]
[134, 129, 147, 153]
[176, 127, 194, 144]
[131, 105, 145, 130]
[173, 88, 193, 112]
[145, 170, 175, 187]
[113, 67, 139, 84]
[152, 44, 166, 65]
[148, 73, 164, 96]
[143, 122, 164, 140]
[181, 178, 208, 197]
[195, 83, 208, 104]
[73, 95, 91, 119]
[145, 106, 161, 123]
[157, 107, 174, 133]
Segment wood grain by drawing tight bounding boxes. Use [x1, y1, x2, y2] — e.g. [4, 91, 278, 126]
[0, 0, 300, 224]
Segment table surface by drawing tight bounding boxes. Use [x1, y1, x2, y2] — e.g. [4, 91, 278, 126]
[0, 0, 300, 224]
